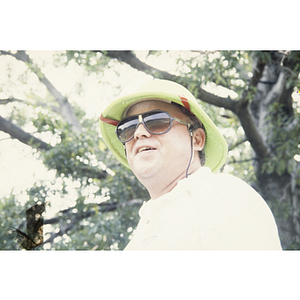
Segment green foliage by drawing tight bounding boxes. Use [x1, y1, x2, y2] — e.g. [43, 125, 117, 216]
[0, 195, 26, 250]
[249, 51, 272, 64]
[51, 199, 141, 250]
[31, 108, 65, 135]
[7, 103, 29, 126]
[53, 51, 111, 75]
[261, 103, 300, 176]
[177, 50, 252, 98]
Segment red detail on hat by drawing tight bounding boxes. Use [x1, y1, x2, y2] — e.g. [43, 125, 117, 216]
[100, 114, 119, 126]
[180, 96, 190, 111]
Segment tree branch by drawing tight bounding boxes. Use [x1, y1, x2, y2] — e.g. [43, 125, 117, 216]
[0, 97, 30, 105]
[0, 115, 108, 179]
[235, 97, 270, 159]
[44, 201, 118, 226]
[0, 97, 60, 114]
[0, 50, 82, 134]
[228, 158, 257, 164]
[41, 199, 142, 247]
[228, 136, 248, 151]
[100, 50, 175, 80]
[249, 56, 266, 86]
[197, 88, 237, 111]
[102, 51, 238, 111]
[0, 115, 52, 150]
[231, 55, 272, 159]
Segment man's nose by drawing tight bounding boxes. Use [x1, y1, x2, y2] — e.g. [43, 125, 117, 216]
[134, 123, 151, 140]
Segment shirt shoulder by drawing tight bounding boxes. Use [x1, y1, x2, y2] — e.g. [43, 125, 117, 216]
[196, 173, 282, 250]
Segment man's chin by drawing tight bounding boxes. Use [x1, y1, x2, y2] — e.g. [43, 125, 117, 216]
[131, 161, 159, 180]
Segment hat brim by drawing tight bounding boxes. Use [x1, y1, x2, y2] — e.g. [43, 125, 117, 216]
[100, 90, 227, 173]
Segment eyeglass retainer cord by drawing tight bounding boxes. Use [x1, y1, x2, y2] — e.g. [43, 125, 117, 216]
[185, 131, 194, 178]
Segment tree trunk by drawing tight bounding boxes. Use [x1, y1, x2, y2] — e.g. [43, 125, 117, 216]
[249, 56, 300, 249]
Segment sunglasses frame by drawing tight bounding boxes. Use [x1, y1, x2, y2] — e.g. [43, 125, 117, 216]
[116, 109, 191, 144]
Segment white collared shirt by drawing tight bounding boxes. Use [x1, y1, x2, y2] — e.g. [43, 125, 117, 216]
[124, 167, 282, 250]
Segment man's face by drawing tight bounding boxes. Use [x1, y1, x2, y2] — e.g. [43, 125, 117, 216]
[124, 100, 198, 187]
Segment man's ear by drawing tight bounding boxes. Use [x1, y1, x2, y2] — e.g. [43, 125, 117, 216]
[192, 128, 206, 151]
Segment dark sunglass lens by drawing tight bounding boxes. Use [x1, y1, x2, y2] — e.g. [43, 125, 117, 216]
[117, 118, 138, 142]
[144, 112, 171, 133]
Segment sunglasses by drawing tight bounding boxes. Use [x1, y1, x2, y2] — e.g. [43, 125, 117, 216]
[116, 110, 191, 144]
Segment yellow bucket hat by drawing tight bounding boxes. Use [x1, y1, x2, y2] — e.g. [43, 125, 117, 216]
[99, 79, 228, 172]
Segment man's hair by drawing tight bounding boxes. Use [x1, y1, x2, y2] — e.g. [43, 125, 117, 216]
[172, 103, 206, 166]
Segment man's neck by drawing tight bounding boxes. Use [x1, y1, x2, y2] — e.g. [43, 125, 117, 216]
[147, 173, 186, 200]
[143, 162, 201, 200]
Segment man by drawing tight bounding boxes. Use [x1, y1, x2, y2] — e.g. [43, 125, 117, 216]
[100, 79, 282, 250]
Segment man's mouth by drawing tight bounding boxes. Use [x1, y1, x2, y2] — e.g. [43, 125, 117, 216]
[137, 147, 156, 154]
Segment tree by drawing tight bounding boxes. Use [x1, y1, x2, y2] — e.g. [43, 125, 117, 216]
[0, 50, 299, 250]
[0, 50, 148, 250]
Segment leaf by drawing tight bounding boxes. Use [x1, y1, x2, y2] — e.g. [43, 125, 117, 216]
[276, 160, 287, 176]
[99, 140, 107, 151]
